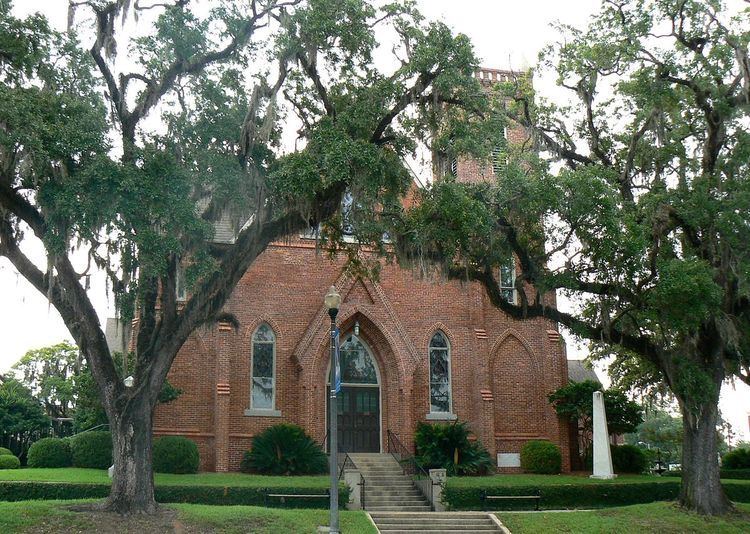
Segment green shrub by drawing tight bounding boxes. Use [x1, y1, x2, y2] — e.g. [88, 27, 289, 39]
[611, 444, 648, 474]
[242, 424, 328, 475]
[0, 481, 349, 507]
[0, 455, 20, 469]
[722, 448, 750, 469]
[441, 480, 750, 510]
[27, 438, 72, 468]
[414, 421, 494, 476]
[70, 431, 112, 469]
[520, 440, 562, 475]
[0, 447, 13, 456]
[153, 436, 200, 474]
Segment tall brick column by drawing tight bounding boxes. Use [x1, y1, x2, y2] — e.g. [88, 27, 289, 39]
[214, 321, 233, 472]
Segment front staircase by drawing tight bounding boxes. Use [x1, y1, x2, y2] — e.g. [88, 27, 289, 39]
[347, 453, 504, 533]
[348, 453, 431, 512]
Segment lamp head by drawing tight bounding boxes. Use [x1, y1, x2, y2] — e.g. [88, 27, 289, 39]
[324, 285, 341, 311]
[124, 375, 134, 388]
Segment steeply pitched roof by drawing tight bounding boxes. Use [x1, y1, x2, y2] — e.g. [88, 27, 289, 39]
[567, 359, 601, 384]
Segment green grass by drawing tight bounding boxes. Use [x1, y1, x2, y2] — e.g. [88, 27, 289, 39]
[448, 473, 750, 488]
[0, 499, 375, 533]
[0, 468, 330, 488]
[498, 501, 750, 533]
[175, 503, 376, 533]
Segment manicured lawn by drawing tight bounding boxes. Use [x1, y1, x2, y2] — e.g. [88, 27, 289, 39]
[175, 503, 376, 533]
[0, 468, 330, 488]
[448, 473, 750, 488]
[0, 499, 375, 533]
[498, 501, 750, 533]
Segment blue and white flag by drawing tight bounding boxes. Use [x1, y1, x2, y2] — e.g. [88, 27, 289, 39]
[332, 326, 342, 394]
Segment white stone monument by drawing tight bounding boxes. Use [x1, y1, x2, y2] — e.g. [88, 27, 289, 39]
[590, 390, 617, 479]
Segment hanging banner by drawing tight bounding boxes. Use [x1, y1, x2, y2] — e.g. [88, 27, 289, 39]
[333, 326, 342, 394]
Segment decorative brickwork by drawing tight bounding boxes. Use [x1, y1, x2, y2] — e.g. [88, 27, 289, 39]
[153, 67, 571, 472]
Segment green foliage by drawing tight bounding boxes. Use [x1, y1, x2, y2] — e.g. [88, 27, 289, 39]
[442, 480, 750, 510]
[414, 421, 493, 476]
[27, 438, 72, 468]
[611, 445, 648, 474]
[0, 448, 13, 456]
[0, 377, 50, 439]
[69, 431, 112, 469]
[0, 480, 349, 507]
[548, 380, 643, 466]
[0, 456, 20, 470]
[624, 409, 683, 465]
[153, 436, 200, 474]
[241, 424, 327, 476]
[12, 342, 80, 419]
[520, 441, 562, 475]
[722, 448, 750, 470]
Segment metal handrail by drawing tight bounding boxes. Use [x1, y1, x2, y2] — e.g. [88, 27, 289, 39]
[387, 430, 434, 509]
[337, 452, 366, 510]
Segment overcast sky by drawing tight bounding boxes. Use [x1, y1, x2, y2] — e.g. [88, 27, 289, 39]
[1, 0, 748, 441]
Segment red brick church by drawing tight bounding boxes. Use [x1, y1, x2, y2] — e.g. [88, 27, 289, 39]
[152, 68, 572, 473]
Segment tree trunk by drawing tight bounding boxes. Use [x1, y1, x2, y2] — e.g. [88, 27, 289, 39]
[678, 392, 733, 515]
[105, 396, 157, 515]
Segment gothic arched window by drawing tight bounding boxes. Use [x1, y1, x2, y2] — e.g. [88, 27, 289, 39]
[251, 323, 276, 410]
[429, 331, 452, 414]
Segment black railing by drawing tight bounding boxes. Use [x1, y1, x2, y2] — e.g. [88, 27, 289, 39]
[337, 453, 366, 509]
[387, 430, 434, 509]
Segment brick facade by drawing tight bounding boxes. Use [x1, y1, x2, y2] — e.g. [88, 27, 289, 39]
[153, 67, 572, 473]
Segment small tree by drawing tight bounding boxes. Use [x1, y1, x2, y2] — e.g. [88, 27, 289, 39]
[548, 380, 643, 466]
[12, 342, 80, 419]
[0, 376, 50, 456]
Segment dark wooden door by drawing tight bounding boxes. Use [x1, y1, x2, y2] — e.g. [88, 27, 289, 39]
[328, 386, 380, 452]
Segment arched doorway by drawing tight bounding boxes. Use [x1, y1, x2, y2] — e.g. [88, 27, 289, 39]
[327, 334, 381, 452]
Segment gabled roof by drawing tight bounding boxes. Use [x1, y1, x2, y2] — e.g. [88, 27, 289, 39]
[567, 359, 601, 384]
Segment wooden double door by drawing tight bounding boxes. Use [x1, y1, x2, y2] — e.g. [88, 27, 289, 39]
[328, 386, 380, 453]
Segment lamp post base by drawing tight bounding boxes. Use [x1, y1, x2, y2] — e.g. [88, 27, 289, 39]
[317, 527, 339, 534]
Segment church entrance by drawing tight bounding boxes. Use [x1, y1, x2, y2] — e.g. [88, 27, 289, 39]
[327, 334, 381, 453]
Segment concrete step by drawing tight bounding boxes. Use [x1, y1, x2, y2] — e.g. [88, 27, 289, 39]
[365, 490, 424, 498]
[374, 520, 494, 527]
[370, 512, 489, 520]
[367, 505, 432, 512]
[377, 531, 499, 534]
[377, 528, 497, 532]
[366, 499, 429, 506]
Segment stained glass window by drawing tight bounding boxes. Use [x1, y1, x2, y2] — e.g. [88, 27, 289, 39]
[429, 331, 451, 413]
[330, 335, 378, 385]
[251, 324, 275, 409]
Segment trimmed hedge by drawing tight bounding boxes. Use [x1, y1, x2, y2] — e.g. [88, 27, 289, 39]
[723, 448, 750, 469]
[0, 481, 349, 508]
[27, 438, 72, 468]
[665, 469, 750, 480]
[520, 441, 562, 475]
[153, 436, 200, 474]
[0, 456, 20, 469]
[70, 432, 112, 469]
[0, 448, 13, 456]
[441, 480, 750, 510]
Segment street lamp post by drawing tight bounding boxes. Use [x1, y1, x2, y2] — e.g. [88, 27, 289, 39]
[324, 286, 342, 534]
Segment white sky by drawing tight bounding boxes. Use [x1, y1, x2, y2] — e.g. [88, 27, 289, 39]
[1, 0, 748, 441]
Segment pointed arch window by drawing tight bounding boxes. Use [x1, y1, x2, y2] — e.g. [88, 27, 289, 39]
[246, 323, 281, 416]
[429, 331, 453, 415]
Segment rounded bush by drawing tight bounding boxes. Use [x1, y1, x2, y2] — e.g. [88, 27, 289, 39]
[153, 436, 200, 474]
[0, 455, 20, 469]
[70, 431, 113, 469]
[520, 440, 562, 474]
[242, 424, 328, 475]
[723, 448, 750, 470]
[611, 444, 648, 474]
[27, 438, 72, 468]
[0, 447, 13, 456]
